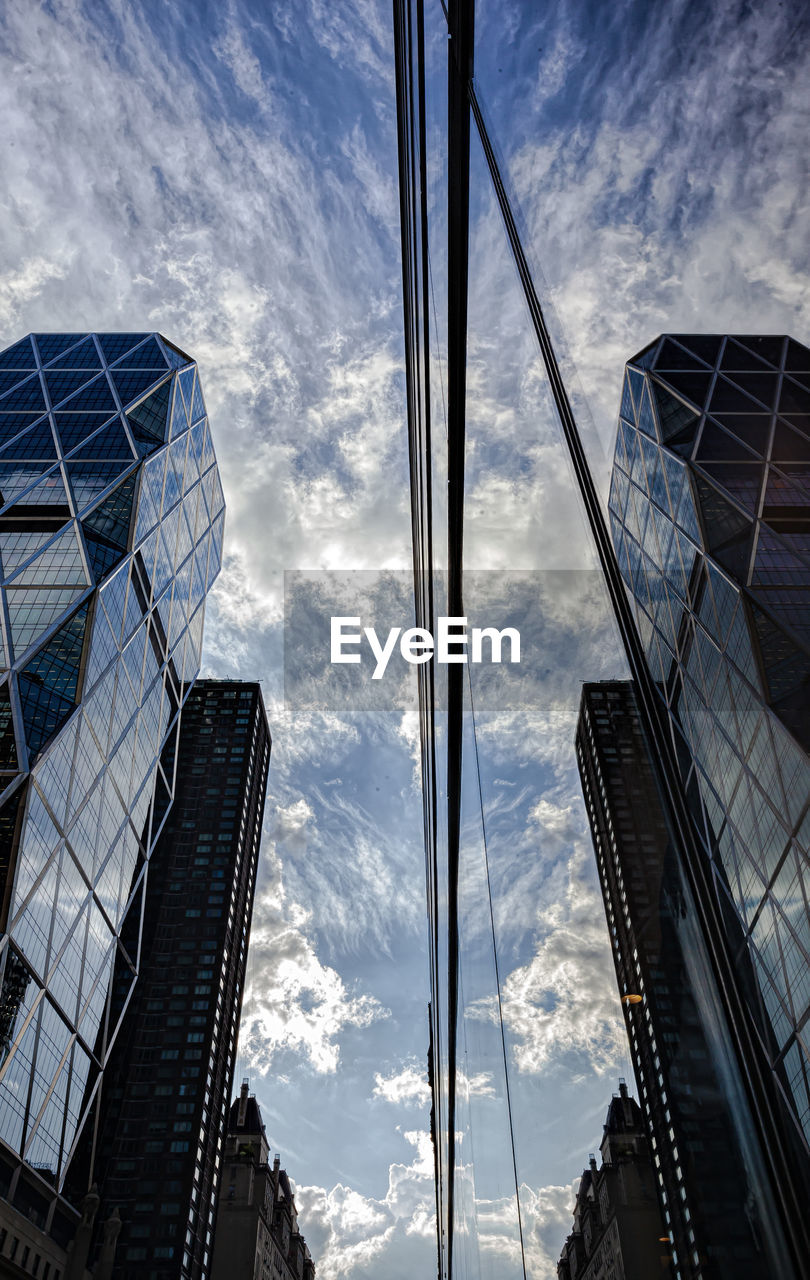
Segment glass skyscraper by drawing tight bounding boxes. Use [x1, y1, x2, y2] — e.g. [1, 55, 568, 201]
[0, 333, 224, 1224]
[607, 334, 810, 1196]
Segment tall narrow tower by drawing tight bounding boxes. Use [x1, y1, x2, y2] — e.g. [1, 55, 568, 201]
[84, 680, 271, 1280]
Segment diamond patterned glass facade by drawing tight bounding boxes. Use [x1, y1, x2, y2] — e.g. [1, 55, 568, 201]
[608, 333, 810, 1155]
[0, 332, 224, 1194]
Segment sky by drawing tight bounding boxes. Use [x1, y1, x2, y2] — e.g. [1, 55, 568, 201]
[1, 0, 809, 1276]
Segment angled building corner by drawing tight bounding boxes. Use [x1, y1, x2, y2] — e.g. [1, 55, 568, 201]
[0, 331, 225, 1249]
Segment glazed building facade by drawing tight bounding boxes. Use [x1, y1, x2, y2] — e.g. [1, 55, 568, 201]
[607, 334, 810, 1232]
[577, 681, 788, 1278]
[84, 681, 271, 1280]
[0, 332, 224, 1229]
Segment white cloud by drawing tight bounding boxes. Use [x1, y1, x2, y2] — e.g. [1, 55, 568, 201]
[242, 882, 389, 1075]
[295, 1129, 436, 1280]
[489, 845, 626, 1076]
[373, 1065, 430, 1106]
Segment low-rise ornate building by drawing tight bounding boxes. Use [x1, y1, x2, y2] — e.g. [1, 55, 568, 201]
[557, 1083, 666, 1280]
[210, 1084, 314, 1280]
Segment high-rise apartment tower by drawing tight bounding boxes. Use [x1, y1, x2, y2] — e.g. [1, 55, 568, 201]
[82, 681, 271, 1280]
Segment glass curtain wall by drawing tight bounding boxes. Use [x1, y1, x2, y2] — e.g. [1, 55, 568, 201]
[395, 3, 810, 1278]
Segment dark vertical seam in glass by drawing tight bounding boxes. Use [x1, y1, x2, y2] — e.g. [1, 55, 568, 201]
[446, 7, 473, 1276]
[392, 2, 443, 1273]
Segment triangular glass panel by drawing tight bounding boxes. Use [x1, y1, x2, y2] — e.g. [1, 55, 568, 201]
[34, 335, 85, 364]
[636, 383, 656, 439]
[69, 421, 135, 461]
[175, 504, 193, 568]
[0, 338, 36, 370]
[650, 379, 700, 447]
[59, 375, 117, 415]
[5, 524, 88, 588]
[0, 419, 57, 459]
[709, 376, 763, 415]
[111, 336, 168, 371]
[161, 455, 181, 515]
[167, 433, 188, 495]
[83, 533, 124, 584]
[772, 421, 810, 465]
[66, 460, 135, 513]
[134, 527, 158, 591]
[735, 336, 785, 368]
[19, 608, 89, 756]
[195, 475, 212, 541]
[200, 421, 216, 471]
[0, 371, 35, 397]
[159, 337, 192, 369]
[656, 337, 710, 370]
[159, 505, 180, 573]
[0, 414, 43, 448]
[720, 338, 773, 373]
[693, 474, 755, 578]
[43, 369, 99, 408]
[45, 338, 101, 371]
[99, 564, 130, 646]
[109, 368, 166, 409]
[696, 420, 758, 462]
[84, 605, 119, 693]
[83, 472, 137, 551]
[672, 335, 722, 366]
[779, 377, 810, 417]
[0, 374, 46, 414]
[12, 863, 60, 975]
[626, 367, 645, 414]
[727, 370, 779, 411]
[0, 683, 17, 770]
[6, 587, 86, 661]
[176, 367, 195, 419]
[189, 418, 205, 469]
[190, 546, 207, 614]
[0, 461, 60, 509]
[121, 578, 146, 646]
[120, 626, 147, 703]
[54, 412, 115, 455]
[699, 462, 764, 515]
[0, 526, 52, 587]
[766, 466, 810, 515]
[183, 438, 200, 494]
[190, 377, 205, 426]
[657, 368, 712, 410]
[752, 525, 810, 588]
[787, 370, 810, 395]
[169, 381, 189, 439]
[711, 412, 771, 456]
[97, 334, 150, 365]
[126, 378, 171, 454]
[133, 474, 161, 543]
[784, 339, 810, 373]
[208, 511, 224, 585]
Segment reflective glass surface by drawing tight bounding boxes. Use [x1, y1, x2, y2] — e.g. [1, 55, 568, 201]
[0, 332, 223, 1188]
[609, 334, 810, 1147]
